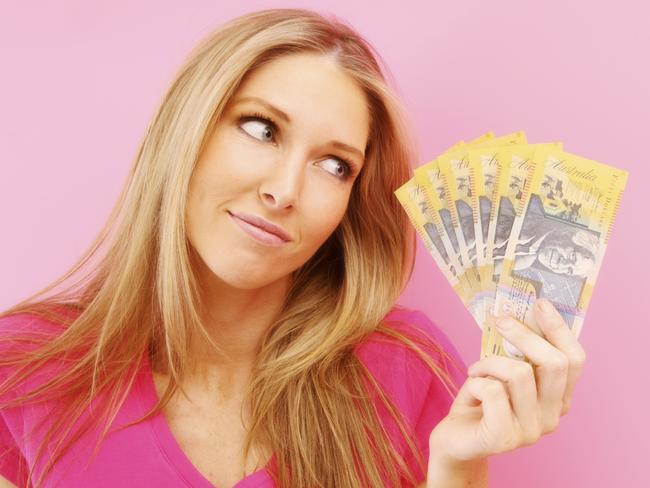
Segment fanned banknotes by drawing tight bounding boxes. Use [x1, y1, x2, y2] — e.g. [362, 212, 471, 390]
[395, 131, 628, 361]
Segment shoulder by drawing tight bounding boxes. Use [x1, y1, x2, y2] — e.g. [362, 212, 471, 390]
[0, 306, 75, 388]
[383, 306, 458, 354]
[355, 305, 465, 378]
[353, 305, 467, 423]
[0, 309, 67, 349]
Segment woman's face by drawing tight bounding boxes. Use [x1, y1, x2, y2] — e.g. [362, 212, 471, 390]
[186, 53, 370, 290]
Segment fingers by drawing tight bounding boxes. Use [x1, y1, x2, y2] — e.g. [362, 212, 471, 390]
[467, 356, 541, 445]
[453, 376, 517, 454]
[533, 299, 587, 416]
[494, 314, 569, 434]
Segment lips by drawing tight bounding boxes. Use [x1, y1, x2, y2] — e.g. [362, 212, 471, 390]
[228, 211, 292, 242]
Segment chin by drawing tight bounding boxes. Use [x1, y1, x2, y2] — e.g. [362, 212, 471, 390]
[209, 264, 288, 290]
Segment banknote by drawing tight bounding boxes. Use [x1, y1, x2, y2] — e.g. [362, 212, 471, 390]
[488, 145, 628, 360]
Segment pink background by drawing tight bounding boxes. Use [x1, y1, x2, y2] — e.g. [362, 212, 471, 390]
[1, 1, 648, 486]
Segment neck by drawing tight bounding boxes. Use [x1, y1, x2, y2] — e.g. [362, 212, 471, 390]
[151, 251, 292, 384]
[195, 275, 289, 368]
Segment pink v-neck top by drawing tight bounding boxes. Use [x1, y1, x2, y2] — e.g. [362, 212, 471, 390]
[0, 307, 467, 487]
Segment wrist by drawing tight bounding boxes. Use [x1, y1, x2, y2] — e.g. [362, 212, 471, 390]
[426, 454, 488, 488]
[426, 431, 489, 488]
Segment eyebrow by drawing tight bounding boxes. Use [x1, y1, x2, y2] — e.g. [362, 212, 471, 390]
[232, 95, 366, 161]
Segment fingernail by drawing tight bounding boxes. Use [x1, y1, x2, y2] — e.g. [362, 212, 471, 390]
[496, 317, 515, 330]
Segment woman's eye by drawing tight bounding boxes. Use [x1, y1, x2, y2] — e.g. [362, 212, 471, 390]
[320, 158, 351, 179]
[240, 119, 275, 143]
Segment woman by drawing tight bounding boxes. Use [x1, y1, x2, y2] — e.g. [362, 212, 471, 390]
[0, 8, 585, 488]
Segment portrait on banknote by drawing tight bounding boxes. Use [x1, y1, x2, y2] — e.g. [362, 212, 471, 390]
[509, 193, 599, 325]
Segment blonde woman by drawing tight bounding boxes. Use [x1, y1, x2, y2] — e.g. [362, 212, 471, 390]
[0, 8, 585, 488]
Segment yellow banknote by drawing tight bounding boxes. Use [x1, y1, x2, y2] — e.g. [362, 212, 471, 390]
[489, 145, 628, 361]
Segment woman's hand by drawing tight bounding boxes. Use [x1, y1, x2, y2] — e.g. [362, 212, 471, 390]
[426, 298, 586, 482]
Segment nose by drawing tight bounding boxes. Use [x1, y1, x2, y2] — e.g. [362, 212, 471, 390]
[259, 152, 306, 210]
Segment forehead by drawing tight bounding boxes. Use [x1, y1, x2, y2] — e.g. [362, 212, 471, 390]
[230, 53, 370, 156]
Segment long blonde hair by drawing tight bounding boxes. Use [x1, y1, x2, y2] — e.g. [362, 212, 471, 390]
[0, 8, 461, 487]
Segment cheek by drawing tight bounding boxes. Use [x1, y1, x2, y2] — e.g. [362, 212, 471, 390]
[299, 190, 349, 247]
[186, 150, 262, 227]
[197, 129, 266, 189]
